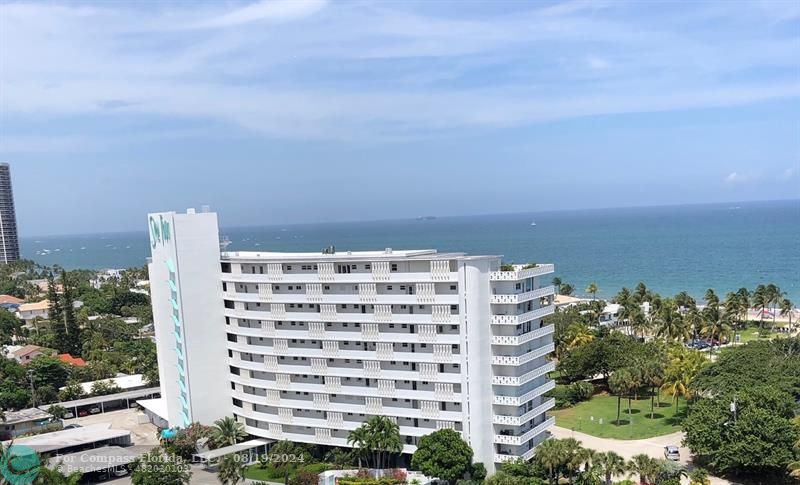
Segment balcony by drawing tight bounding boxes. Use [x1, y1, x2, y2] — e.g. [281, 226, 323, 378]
[489, 264, 555, 281]
[243, 424, 419, 455]
[491, 324, 554, 346]
[493, 398, 556, 426]
[495, 446, 537, 463]
[490, 285, 555, 304]
[227, 341, 459, 364]
[491, 343, 555, 366]
[224, 308, 452, 326]
[491, 361, 555, 387]
[491, 305, 555, 325]
[229, 358, 462, 384]
[233, 390, 463, 423]
[221, 271, 457, 284]
[493, 376, 556, 406]
[222, 290, 459, 306]
[494, 416, 555, 445]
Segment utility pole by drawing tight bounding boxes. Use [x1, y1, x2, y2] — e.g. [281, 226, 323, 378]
[28, 369, 36, 408]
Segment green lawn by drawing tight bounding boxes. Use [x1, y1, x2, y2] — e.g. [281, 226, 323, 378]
[550, 392, 686, 439]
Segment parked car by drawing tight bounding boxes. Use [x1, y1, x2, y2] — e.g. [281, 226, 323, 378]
[89, 406, 101, 414]
[78, 410, 89, 417]
[64, 424, 82, 430]
[664, 445, 680, 461]
[63, 411, 75, 419]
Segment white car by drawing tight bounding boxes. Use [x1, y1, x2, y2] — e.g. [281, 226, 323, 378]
[664, 445, 680, 461]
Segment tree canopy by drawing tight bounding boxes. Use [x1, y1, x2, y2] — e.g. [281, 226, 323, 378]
[411, 428, 474, 484]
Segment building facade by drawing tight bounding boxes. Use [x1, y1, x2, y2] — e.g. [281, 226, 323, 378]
[0, 163, 20, 264]
[149, 209, 556, 469]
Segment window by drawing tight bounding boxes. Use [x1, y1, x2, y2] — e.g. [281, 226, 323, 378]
[286, 265, 292, 270]
[365, 264, 371, 270]
[391, 263, 398, 271]
[387, 285, 393, 291]
[450, 285, 456, 290]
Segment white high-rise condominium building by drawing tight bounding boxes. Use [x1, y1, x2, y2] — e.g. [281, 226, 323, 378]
[148, 209, 556, 470]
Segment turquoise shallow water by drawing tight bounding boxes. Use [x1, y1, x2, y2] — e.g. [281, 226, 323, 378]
[22, 200, 800, 301]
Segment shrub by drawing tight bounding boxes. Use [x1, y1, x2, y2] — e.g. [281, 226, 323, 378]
[522, 263, 538, 269]
[546, 384, 572, 409]
[471, 462, 487, 481]
[391, 469, 407, 482]
[290, 471, 319, 485]
[566, 381, 594, 403]
[500, 264, 515, 271]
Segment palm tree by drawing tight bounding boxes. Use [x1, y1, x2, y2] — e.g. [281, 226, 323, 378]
[780, 297, 794, 331]
[641, 360, 665, 419]
[766, 283, 783, 327]
[561, 437, 586, 485]
[535, 438, 566, 485]
[561, 283, 575, 296]
[608, 369, 634, 425]
[654, 299, 689, 343]
[674, 291, 695, 311]
[723, 292, 743, 334]
[565, 323, 595, 349]
[619, 303, 648, 338]
[594, 451, 626, 485]
[575, 464, 603, 485]
[614, 287, 632, 307]
[34, 464, 82, 485]
[346, 426, 370, 468]
[211, 416, 246, 447]
[700, 315, 731, 355]
[552, 277, 563, 295]
[634, 282, 649, 303]
[217, 454, 246, 485]
[361, 415, 401, 469]
[684, 306, 703, 342]
[586, 283, 599, 301]
[269, 441, 307, 485]
[627, 454, 655, 485]
[661, 347, 705, 412]
[753, 284, 769, 328]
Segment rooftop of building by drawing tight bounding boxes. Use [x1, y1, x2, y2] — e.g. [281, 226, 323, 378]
[2, 407, 53, 425]
[222, 248, 499, 262]
[0, 294, 24, 305]
[18, 300, 50, 312]
[3, 423, 131, 452]
[57, 353, 87, 367]
[47, 445, 138, 473]
[11, 344, 54, 358]
[61, 374, 146, 393]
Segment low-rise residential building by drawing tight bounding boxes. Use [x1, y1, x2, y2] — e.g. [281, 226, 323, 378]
[63, 374, 148, 395]
[16, 300, 50, 323]
[0, 408, 60, 440]
[10, 344, 55, 364]
[0, 294, 24, 310]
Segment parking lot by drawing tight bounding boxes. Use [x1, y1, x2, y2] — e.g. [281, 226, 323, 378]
[62, 407, 159, 446]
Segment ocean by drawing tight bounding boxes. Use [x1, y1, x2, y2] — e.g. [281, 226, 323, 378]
[21, 200, 800, 301]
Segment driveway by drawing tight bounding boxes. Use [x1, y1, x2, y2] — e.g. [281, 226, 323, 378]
[550, 426, 739, 485]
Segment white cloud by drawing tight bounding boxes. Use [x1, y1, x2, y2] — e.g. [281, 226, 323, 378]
[724, 172, 745, 184]
[587, 56, 611, 70]
[780, 167, 797, 180]
[0, 0, 798, 143]
[189, 0, 327, 29]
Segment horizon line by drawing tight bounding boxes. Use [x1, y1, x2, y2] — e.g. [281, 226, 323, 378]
[20, 197, 799, 239]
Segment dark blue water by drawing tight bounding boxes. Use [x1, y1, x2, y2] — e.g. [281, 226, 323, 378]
[22, 200, 800, 300]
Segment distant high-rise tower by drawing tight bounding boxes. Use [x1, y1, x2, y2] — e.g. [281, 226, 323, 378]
[0, 163, 20, 264]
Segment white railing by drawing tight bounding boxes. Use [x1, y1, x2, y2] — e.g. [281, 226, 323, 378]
[492, 360, 555, 387]
[493, 398, 556, 426]
[494, 416, 555, 445]
[492, 305, 555, 325]
[493, 377, 556, 406]
[490, 264, 555, 281]
[490, 285, 555, 304]
[492, 324, 554, 346]
[492, 343, 555, 366]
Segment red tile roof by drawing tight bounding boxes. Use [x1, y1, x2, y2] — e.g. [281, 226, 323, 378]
[57, 354, 87, 367]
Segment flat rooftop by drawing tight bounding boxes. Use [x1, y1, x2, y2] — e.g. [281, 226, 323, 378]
[222, 249, 499, 262]
[2, 407, 53, 425]
[3, 423, 131, 453]
[47, 446, 138, 473]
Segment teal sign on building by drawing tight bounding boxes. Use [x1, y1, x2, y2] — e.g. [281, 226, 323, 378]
[149, 215, 172, 249]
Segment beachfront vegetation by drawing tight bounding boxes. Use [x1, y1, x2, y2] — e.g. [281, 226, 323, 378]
[411, 429, 474, 484]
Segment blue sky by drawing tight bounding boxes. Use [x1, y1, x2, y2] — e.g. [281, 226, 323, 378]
[0, 0, 798, 236]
